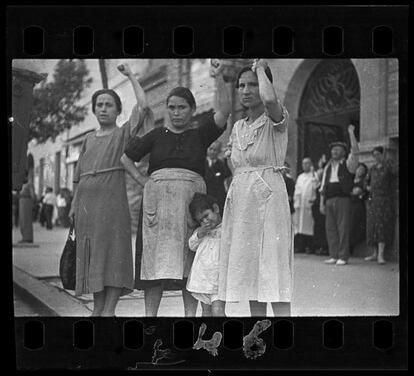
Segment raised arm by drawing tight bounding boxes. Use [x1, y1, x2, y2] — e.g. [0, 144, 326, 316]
[210, 60, 232, 129]
[346, 124, 359, 174]
[118, 63, 147, 108]
[254, 59, 284, 125]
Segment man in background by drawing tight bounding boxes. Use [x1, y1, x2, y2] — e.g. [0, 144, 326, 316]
[320, 125, 359, 266]
[293, 157, 319, 254]
[43, 187, 56, 230]
[204, 140, 232, 214]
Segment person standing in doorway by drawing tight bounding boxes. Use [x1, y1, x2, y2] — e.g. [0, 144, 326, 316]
[43, 187, 56, 230]
[293, 157, 319, 254]
[320, 125, 359, 266]
[204, 141, 232, 214]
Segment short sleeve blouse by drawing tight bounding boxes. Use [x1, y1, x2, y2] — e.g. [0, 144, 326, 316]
[124, 112, 225, 176]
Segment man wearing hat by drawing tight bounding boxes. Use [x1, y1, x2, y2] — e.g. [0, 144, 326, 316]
[319, 125, 359, 265]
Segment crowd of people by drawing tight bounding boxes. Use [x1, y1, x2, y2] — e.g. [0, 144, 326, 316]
[67, 59, 293, 317]
[13, 183, 73, 243]
[16, 59, 397, 317]
[291, 144, 396, 267]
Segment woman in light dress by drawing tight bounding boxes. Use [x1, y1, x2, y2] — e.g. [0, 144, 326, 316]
[217, 59, 293, 317]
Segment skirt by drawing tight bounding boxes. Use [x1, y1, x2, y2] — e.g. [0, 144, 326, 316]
[135, 168, 206, 290]
[218, 165, 294, 303]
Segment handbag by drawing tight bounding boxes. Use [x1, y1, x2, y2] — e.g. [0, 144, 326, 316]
[59, 221, 76, 290]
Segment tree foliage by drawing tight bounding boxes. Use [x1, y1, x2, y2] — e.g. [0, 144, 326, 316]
[29, 59, 93, 143]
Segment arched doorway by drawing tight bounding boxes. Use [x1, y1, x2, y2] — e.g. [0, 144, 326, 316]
[296, 59, 360, 172]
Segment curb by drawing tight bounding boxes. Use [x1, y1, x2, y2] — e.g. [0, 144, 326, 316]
[13, 266, 91, 317]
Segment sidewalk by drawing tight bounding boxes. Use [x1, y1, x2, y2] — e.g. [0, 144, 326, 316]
[13, 223, 400, 317]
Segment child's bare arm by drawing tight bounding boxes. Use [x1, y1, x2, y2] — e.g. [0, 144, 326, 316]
[189, 228, 203, 251]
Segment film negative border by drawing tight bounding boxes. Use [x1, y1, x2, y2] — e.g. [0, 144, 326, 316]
[7, 4, 408, 371]
[7, 6, 408, 58]
[15, 317, 405, 369]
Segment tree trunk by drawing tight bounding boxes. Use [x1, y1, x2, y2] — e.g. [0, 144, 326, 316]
[98, 59, 108, 89]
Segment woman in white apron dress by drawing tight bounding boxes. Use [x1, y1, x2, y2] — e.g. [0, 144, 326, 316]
[217, 59, 293, 317]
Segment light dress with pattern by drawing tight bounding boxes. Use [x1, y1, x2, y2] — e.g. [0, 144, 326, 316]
[218, 107, 294, 303]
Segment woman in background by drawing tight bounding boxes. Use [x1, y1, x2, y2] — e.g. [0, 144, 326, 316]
[365, 147, 396, 264]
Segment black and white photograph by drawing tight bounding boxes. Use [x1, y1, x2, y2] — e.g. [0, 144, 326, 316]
[12, 57, 400, 318]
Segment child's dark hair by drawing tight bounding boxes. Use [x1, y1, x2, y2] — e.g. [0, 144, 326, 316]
[189, 193, 219, 223]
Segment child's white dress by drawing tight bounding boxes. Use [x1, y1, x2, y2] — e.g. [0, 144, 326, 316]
[186, 224, 221, 305]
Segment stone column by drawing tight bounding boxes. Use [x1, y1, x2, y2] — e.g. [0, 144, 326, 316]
[11, 61, 47, 191]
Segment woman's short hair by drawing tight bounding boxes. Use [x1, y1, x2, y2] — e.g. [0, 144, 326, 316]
[235, 65, 273, 88]
[189, 193, 218, 222]
[372, 146, 384, 154]
[91, 89, 122, 114]
[166, 87, 196, 109]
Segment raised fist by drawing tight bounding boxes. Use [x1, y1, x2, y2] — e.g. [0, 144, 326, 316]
[117, 63, 133, 77]
[252, 59, 268, 72]
[348, 124, 355, 133]
[210, 59, 225, 77]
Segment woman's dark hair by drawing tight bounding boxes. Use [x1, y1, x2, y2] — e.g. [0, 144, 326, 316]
[166, 87, 196, 109]
[91, 89, 122, 114]
[372, 146, 384, 154]
[189, 193, 219, 223]
[235, 65, 273, 88]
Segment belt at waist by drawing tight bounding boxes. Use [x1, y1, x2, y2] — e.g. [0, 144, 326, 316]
[80, 166, 124, 178]
[234, 165, 288, 175]
[150, 168, 203, 182]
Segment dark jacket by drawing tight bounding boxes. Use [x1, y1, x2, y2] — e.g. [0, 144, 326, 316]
[283, 174, 295, 214]
[321, 160, 354, 202]
[204, 158, 232, 213]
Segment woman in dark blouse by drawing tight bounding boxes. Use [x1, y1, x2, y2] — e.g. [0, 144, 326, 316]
[121, 60, 231, 316]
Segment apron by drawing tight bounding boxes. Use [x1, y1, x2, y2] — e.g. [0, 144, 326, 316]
[140, 168, 206, 283]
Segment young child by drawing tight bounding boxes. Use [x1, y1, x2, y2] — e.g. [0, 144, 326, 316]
[187, 193, 225, 317]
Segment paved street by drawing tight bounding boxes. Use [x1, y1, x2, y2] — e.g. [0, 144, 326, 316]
[13, 223, 399, 317]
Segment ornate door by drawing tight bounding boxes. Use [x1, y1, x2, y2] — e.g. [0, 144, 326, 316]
[297, 59, 360, 171]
